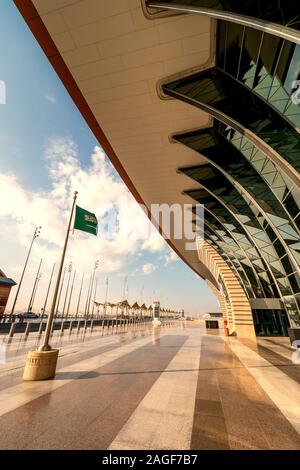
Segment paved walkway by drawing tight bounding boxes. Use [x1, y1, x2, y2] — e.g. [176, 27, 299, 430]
[0, 321, 299, 450]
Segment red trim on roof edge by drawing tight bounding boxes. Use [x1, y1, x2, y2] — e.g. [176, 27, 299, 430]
[13, 0, 204, 280]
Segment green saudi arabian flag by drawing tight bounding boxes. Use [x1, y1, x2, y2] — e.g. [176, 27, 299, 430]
[74, 205, 98, 236]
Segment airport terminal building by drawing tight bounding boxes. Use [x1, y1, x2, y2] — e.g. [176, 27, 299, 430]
[15, 0, 300, 338]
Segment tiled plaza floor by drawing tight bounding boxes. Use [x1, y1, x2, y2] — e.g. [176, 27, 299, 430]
[0, 321, 299, 449]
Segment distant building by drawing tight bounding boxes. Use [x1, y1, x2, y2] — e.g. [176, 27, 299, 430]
[0, 269, 16, 318]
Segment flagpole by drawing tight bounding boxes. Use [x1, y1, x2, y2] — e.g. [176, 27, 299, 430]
[41, 263, 55, 321]
[75, 272, 84, 320]
[55, 266, 66, 318]
[39, 191, 78, 351]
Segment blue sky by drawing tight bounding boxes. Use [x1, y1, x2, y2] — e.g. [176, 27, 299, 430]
[0, 0, 219, 316]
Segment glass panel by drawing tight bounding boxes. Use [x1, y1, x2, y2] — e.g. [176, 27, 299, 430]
[239, 26, 262, 88]
[224, 22, 244, 78]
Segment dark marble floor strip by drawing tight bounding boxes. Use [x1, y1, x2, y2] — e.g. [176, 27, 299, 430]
[191, 336, 230, 450]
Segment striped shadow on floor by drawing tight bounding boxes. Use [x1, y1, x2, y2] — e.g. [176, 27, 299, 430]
[0, 334, 187, 450]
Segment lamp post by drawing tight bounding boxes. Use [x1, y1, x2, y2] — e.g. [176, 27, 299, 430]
[10, 226, 41, 316]
[27, 258, 43, 313]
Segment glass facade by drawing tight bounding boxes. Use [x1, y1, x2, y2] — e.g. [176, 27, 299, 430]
[202, 213, 262, 298]
[216, 122, 300, 229]
[184, 166, 300, 326]
[217, 22, 300, 128]
[204, 222, 256, 297]
[175, 128, 300, 271]
[154, 7, 300, 332]
[191, 195, 278, 299]
[163, 68, 300, 173]
[149, 1, 300, 31]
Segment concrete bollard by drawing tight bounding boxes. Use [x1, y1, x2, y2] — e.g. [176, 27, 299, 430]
[60, 321, 65, 334]
[84, 320, 88, 331]
[90, 320, 94, 332]
[69, 321, 73, 334]
[23, 349, 59, 381]
[24, 322, 31, 337]
[8, 322, 16, 338]
[77, 320, 81, 333]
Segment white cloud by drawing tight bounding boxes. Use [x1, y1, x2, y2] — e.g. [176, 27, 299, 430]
[45, 94, 56, 104]
[164, 249, 179, 265]
[142, 231, 166, 252]
[142, 263, 157, 275]
[0, 138, 166, 309]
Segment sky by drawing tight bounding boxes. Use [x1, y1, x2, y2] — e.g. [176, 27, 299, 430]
[0, 0, 219, 316]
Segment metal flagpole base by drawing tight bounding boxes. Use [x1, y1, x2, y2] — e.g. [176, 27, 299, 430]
[23, 349, 59, 381]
